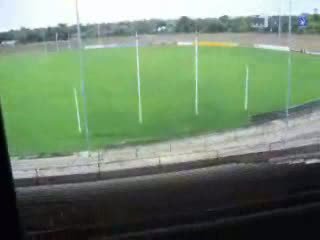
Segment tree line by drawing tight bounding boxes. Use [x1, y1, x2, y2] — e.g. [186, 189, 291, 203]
[1, 14, 320, 44]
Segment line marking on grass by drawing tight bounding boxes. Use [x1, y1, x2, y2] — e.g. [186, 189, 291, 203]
[73, 88, 82, 133]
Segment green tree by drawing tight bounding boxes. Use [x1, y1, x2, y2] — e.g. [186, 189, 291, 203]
[134, 20, 153, 34]
[230, 17, 250, 32]
[57, 23, 69, 40]
[0, 31, 14, 43]
[175, 16, 196, 33]
[307, 14, 320, 33]
[206, 19, 226, 32]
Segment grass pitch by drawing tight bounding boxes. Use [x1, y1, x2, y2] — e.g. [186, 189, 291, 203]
[0, 46, 319, 156]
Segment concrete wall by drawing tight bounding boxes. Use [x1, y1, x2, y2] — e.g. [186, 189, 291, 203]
[12, 103, 320, 187]
[2, 33, 320, 55]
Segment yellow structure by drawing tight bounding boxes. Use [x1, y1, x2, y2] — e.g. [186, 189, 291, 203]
[198, 42, 238, 47]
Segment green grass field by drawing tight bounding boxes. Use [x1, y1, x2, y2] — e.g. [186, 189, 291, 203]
[0, 46, 319, 156]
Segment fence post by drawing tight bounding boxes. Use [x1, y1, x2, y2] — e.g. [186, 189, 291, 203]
[97, 161, 101, 180]
[203, 137, 208, 151]
[35, 168, 39, 186]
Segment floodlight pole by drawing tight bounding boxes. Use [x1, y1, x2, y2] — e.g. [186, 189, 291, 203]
[286, 0, 292, 118]
[195, 31, 199, 116]
[76, 0, 90, 150]
[135, 32, 143, 124]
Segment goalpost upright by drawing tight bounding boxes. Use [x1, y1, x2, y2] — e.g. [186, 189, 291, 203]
[244, 65, 249, 111]
[68, 32, 72, 49]
[55, 32, 60, 52]
[286, 0, 293, 118]
[73, 88, 82, 133]
[195, 31, 199, 116]
[43, 31, 48, 55]
[75, 0, 90, 150]
[135, 32, 143, 124]
[278, 4, 282, 39]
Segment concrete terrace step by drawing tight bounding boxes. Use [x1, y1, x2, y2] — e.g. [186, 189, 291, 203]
[12, 106, 320, 185]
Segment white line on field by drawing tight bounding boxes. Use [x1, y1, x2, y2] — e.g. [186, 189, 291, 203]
[73, 88, 82, 133]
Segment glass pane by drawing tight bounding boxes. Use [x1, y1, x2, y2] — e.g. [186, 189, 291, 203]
[0, 1, 84, 157]
[291, 14, 320, 108]
[2, 0, 320, 239]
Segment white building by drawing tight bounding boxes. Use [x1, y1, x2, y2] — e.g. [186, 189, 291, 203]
[157, 26, 167, 33]
[1, 40, 17, 47]
[251, 15, 269, 29]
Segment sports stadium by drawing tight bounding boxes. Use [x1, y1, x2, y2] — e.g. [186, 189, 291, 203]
[1, 32, 320, 156]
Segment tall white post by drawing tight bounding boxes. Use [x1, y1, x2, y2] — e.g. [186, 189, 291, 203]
[68, 32, 71, 49]
[73, 88, 82, 133]
[244, 65, 249, 111]
[55, 32, 59, 52]
[195, 32, 199, 116]
[286, 0, 292, 118]
[278, 8, 282, 38]
[135, 32, 143, 124]
[43, 31, 48, 55]
[0, 96, 11, 152]
[97, 24, 101, 44]
[75, 0, 90, 149]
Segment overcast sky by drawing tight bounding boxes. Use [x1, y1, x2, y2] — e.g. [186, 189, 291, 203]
[0, 0, 318, 32]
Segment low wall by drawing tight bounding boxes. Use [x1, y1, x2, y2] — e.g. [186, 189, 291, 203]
[254, 44, 290, 52]
[199, 41, 238, 47]
[306, 50, 320, 56]
[177, 41, 193, 46]
[251, 99, 320, 124]
[13, 100, 320, 187]
[177, 41, 239, 48]
[3, 33, 320, 55]
[14, 143, 320, 187]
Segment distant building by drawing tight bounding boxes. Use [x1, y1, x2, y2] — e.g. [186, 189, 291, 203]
[251, 15, 269, 29]
[157, 26, 167, 33]
[0, 40, 16, 47]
